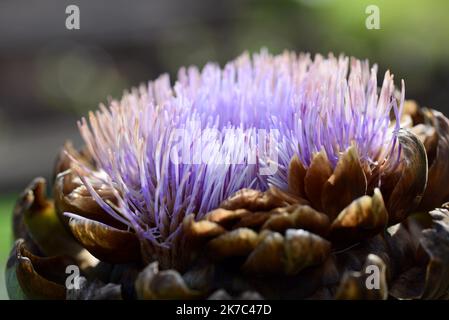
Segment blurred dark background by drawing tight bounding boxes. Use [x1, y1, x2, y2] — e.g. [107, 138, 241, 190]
[0, 0, 448, 298]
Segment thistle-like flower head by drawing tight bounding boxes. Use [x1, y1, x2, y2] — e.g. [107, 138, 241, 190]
[74, 50, 404, 265]
[13, 50, 449, 301]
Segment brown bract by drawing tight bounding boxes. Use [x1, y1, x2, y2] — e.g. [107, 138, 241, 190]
[67, 213, 141, 264]
[13, 177, 82, 257]
[379, 129, 428, 225]
[406, 104, 449, 211]
[6, 239, 73, 299]
[335, 254, 388, 300]
[330, 189, 388, 244]
[134, 262, 201, 299]
[321, 146, 367, 221]
[389, 206, 449, 299]
[52, 142, 142, 264]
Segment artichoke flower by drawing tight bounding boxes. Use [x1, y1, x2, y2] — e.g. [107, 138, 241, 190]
[5, 50, 449, 300]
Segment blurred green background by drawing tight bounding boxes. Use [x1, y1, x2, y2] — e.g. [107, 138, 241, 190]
[0, 196, 13, 299]
[1, 0, 449, 299]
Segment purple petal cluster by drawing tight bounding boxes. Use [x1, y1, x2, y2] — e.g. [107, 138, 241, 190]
[75, 50, 404, 254]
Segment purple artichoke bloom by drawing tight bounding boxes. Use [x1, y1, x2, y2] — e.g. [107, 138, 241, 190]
[12, 50, 449, 300]
[73, 50, 403, 266]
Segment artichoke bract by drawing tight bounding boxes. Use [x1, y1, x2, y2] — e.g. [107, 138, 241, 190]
[6, 50, 449, 300]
